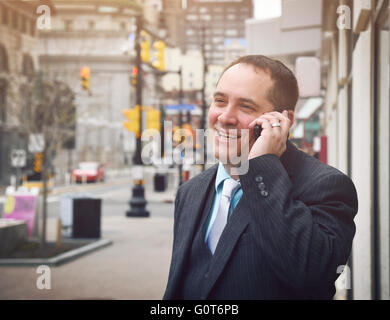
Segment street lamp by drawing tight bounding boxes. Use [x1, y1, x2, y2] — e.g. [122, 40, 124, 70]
[126, 14, 149, 217]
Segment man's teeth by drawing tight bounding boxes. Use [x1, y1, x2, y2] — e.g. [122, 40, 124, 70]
[218, 131, 239, 139]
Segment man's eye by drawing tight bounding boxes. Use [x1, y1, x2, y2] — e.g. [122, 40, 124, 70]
[215, 98, 225, 103]
[241, 105, 253, 110]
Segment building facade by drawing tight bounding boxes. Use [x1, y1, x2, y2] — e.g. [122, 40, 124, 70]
[246, 0, 324, 155]
[0, 0, 38, 186]
[322, 0, 389, 300]
[38, 0, 142, 173]
[163, 0, 253, 66]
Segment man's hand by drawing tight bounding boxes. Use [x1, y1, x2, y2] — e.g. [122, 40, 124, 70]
[248, 110, 292, 159]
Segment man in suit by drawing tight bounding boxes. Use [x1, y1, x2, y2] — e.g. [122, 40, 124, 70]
[163, 55, 358, 300]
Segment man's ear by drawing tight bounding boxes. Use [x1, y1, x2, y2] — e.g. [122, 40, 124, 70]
[287, 110, 295, 127]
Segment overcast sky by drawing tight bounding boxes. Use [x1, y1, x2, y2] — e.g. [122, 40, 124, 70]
[254, 0, 282, 20]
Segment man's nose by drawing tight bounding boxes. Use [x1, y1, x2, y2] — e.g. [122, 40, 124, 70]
[217, 105, 238, 126]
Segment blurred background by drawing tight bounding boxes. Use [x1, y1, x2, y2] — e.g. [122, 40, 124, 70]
[0, 0, 389, 300]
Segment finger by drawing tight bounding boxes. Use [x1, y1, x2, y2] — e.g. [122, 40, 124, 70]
[248, 117, 266, 128]
[266, 111, 291, 134]
[248, 116, 275, 129]
[267, 111, 290, 124]
[258, 115, 281, 129]
[259, 118, 272, 130]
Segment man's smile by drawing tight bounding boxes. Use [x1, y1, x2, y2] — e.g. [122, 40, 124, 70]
[215, 128, 242, 140]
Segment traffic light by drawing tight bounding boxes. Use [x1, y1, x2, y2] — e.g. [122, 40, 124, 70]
[122, 106, 140, 137]
[80, 66, 90, 91]
[131, 66, 138, 88]
[140, 31, 150, 63]
[33, 152, 42, 173]
[146, 108, 161, 131]
[152, 40, 165, 71]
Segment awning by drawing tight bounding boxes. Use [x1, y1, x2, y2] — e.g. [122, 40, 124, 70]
[292, 121, 304, 139]
[296, 97, 323, 120]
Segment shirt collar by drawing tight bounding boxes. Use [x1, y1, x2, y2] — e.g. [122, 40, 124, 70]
[215, 162, 239, 191]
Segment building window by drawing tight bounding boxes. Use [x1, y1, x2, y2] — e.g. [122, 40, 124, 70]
[212, 37, 223, 44]
[0, 43, 9, 73]
[1, 5, 8, 26]
[0, 78, 7, 124]
[212, 52, 223, 58]
[186, 14, 197, 21]
[22, 54, 34, 79]
[30, 19, 35, 37]
[64, 19, 73, 31]
[21, 15, 27, 34]
[200, 14, 211, 21]
[227, 14, 236, 20]
[12, 10, 18, 30]
[89, 21, 95, 30]
[120, 21, 126, 31]
[199, 7, 208, 14]
[226, 29, 238, 36]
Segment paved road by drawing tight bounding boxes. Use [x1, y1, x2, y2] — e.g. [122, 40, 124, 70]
[0, 181, 176, 300]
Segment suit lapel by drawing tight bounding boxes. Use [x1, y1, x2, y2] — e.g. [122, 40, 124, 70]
[201, 197, 250, 299]
[200, 140, 299, 298]
[166, 164, 218, 297]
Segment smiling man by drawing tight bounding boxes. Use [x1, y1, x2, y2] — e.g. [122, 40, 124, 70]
[163, 55, 358, 300]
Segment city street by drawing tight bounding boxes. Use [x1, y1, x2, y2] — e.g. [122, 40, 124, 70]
[0, 177, 177, 299]
[0, 0, 388, 300]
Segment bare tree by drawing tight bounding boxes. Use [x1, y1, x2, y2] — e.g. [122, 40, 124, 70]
[14, 71, 76, 247]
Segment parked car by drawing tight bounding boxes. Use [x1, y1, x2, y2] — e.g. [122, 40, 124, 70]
[72, 162, 105, 183]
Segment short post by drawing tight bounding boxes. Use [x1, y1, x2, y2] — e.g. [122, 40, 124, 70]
[56, 218, 62, 248]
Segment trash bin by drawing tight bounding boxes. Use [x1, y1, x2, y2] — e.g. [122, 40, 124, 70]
[154, 173, 167, 192]
[60, 193, 101, 239]
[72, 198, 101, 239]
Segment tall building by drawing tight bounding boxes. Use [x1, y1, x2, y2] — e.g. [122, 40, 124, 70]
[38, 0, 141, 172]
[164, 0, 253, 66]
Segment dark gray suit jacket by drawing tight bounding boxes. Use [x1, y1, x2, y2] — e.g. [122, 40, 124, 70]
[163, 141, 358, 299]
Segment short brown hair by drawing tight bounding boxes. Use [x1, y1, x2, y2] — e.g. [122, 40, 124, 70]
[219, 55, 299, 112]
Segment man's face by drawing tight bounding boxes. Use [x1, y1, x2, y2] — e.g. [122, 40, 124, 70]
[208, 63, 275, 163]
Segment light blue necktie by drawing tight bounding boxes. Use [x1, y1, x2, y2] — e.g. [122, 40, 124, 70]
[207, 178, 240, 254]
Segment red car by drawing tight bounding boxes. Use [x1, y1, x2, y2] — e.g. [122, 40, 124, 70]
[72, 162, 105, 183]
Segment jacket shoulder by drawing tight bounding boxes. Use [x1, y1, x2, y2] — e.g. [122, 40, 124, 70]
[176, 164, 218, 197]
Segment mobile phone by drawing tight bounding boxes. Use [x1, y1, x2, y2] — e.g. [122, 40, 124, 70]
[254, 124, 262, 140]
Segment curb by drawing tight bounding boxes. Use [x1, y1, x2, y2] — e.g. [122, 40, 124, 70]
[0, 238, 112, 267]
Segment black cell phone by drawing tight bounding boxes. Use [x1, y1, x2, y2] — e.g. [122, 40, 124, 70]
[254, 124, 262, 140]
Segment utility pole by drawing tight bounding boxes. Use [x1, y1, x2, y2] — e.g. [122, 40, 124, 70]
[178, 66, 183, 185]
[126, 14, 149, 218]
[200, 22, 208, 171]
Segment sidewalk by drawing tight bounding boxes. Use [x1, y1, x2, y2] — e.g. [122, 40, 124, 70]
[0, 190, 176, 299]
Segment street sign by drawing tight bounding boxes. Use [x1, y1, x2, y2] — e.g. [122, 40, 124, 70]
[11, 149, 26, 168]
[28, 134, 44, 153]
[165, 104, 197, 111]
